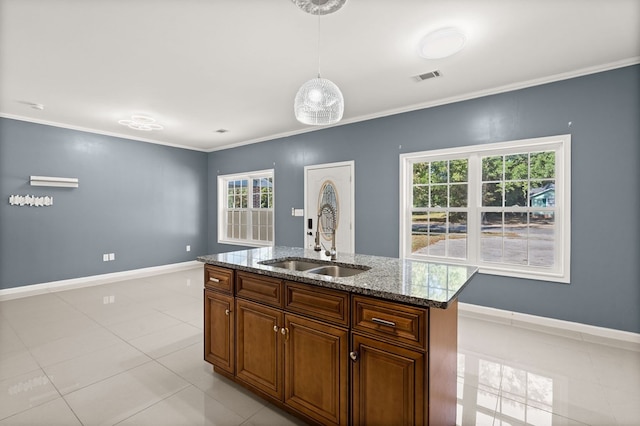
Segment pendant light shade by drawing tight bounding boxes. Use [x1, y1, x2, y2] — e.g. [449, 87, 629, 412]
[291, 0, 346, 15]
[293, 0, 345, 126]
[294, 76, 344, 125]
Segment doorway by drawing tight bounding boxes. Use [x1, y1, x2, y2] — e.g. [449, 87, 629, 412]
[304, 161, 355, 253]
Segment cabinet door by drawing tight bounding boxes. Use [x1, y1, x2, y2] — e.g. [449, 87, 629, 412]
[204, 290, 234, 375]
[236, 299, 284, 400]
[284, 314, 348, 425]
[351, 333, 425, 426]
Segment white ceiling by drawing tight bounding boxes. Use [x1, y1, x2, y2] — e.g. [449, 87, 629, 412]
[1, 0, 638, 152]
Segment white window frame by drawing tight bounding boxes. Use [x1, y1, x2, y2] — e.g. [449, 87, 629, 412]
[217, 169, 275, 248]
[400, 135, 571, 283]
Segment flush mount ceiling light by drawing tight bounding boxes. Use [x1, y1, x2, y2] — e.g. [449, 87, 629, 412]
[291, 0, 346, 15]
[118, 115, 164, 131]
[418, 27, 467, 59]
[18, 100, 45, 110]
[293, 0, 345, 125]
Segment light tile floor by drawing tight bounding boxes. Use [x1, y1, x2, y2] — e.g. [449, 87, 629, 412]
[0, 267, 638, 425]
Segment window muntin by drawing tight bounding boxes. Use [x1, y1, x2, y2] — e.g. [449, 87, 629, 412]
[411, 159, 469, 259]
[218, 171, 274, 247]
[401, 135, 570, 283]
[479, 151, 556, 267]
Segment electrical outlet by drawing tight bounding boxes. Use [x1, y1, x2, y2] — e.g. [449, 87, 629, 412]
[103, 254, 109, 262]
[109, 253, 115, 261]
[186, 245, 191, 252]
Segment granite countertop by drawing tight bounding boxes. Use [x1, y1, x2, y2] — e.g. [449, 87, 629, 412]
[197, 246, 478, 309]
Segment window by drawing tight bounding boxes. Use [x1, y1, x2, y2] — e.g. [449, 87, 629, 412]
[400, 135, 570, 283]
[218, 169, 274, 247]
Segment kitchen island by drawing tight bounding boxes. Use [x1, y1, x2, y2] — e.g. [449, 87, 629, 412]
[198, 247, 477, 426]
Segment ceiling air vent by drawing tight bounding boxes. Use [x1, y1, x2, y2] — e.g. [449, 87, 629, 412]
[414, 70, 442, 82]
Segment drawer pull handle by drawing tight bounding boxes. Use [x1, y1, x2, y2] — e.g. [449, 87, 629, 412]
[209, 277, 220, 283]
[225, 309, 230, 316]
[349, 351, 359, 362]
[371, 317, 396, 327]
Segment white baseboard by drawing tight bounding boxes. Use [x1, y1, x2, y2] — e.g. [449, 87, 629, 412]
[459, 302, 640, 352]
[2, 270, 637, 351]
[0, 261, 203, 301]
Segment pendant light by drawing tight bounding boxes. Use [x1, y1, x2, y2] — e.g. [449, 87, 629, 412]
[293, 0, 345, 126]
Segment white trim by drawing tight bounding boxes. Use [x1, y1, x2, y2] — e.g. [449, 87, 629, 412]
[459, 302, 640, 352]
[205, 58, 639, 152]
[217, 169, 275, 247]
[0, 113, 207, 152]
[5, 60, 634, 154]
[0, 261, 202, 301]
[400, 134, 571, 283]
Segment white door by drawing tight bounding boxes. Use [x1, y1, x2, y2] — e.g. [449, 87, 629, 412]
[304, 161, 355, 253]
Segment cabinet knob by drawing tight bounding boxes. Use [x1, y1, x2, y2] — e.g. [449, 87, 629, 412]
[281, 327, 290, 341]
[349, 351, 359, 362]
[225, 309, 230, 316]
[273, 325, 279, 333]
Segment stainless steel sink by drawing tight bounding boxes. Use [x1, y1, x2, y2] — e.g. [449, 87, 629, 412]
[305, 265, 367, 277]
[258, 258, 370, 277]
[261, 259, 325, 271]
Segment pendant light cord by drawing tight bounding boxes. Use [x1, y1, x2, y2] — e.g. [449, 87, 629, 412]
[317, 6, 321, 79]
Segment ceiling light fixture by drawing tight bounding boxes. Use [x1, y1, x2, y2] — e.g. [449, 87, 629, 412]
[293, 0, 345, 126]
[418, 27, 467, 59]
[18, 101, 45, 110]
[118, 115, 164, 131]
[291, 0, 346, 15]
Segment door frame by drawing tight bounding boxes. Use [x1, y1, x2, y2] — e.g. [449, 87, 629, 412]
[303, 160, 355, 253]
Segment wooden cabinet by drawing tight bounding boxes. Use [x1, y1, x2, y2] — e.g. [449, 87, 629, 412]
[204, 265, 234, 293]
[234, 276, 349, 425]
[203, 265, 235, 375]
[235, 298, 284, 399]
[350, 296, 427, 425]
[203, 265, 459, 426]
[350, 333, 424, 426]
[350, 296, 458, 426]
[285, 313, 348, 425]
[204, 290, 235, 374]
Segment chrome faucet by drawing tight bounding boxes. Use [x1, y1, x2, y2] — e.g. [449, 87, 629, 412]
[326, 227, 337, 261]
[314, 211, 322, 252]
[315, 203, 337, 261]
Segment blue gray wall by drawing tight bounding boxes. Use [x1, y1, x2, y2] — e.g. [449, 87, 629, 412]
[1, 66, 637, 333]
[208, 65, 640, 333]
[0, 119, 209, 289]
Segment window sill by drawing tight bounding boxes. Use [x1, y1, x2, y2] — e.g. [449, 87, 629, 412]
[218, 239, 273, 249]
[404, 254, 569, 284]
[478, 266, 570, 284]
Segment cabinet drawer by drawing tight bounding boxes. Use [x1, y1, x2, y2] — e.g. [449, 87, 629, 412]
[285, 282, 349, 327]
[204, 265, 234, 294]
[236, 272, 283, 308]
[352, 296, 427, 350]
